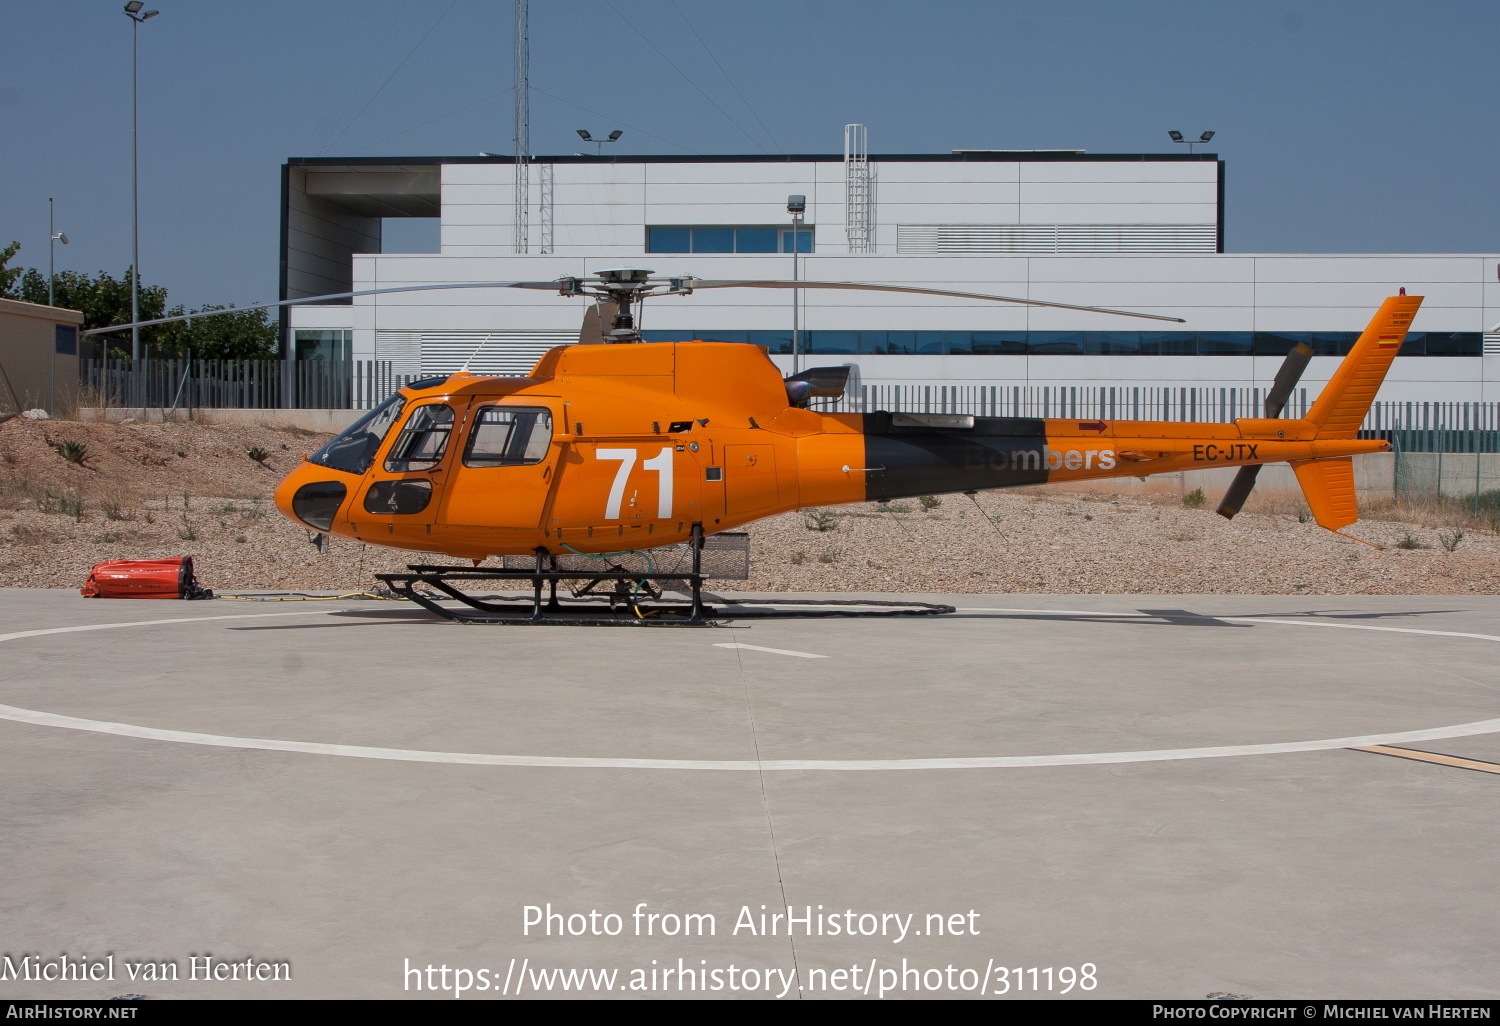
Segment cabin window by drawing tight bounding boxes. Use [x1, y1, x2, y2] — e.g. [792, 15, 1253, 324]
[384, 403, 455, 472]
[363, 479, 433, 515]
[463, 406, 554, 467]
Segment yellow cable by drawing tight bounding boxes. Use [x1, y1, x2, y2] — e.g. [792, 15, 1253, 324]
[217, 592, 397, 602]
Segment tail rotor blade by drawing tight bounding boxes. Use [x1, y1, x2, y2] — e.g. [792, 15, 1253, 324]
[1217, 341, 1312, 518]
[1263, 341, 1315, 417]
[1217, 465, 1262, 519]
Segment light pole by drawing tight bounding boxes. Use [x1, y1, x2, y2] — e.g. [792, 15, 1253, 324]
[124, 1, 159, 362]
[48, 198, 68, 307]
[48, 199, 70, 413]
[1168, 129, 1215, 154]
[787, 194, 805, 374]
[575, 129, 622, 156]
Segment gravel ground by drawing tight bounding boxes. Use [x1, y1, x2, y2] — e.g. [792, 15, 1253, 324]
[2, 416, 1497, 594]
[740, 493, 1500, 595]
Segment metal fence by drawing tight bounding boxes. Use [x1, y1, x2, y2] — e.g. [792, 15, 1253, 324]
[79, 360, 1500, 453]
[815, 385, 1500, 453]
[822, 383, 1309, 422]
[1394, 451, 1500, 505]
[81, 360, 420, 411]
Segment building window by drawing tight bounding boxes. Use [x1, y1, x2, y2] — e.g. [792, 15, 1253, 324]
[647, 226, 813, 254]
[53, 325, 78, 356]
[294, 329, 352, 361]
[636, 330, 1482, 357]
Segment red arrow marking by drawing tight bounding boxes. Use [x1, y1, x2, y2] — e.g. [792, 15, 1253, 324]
[1078, 421, 1106, 432]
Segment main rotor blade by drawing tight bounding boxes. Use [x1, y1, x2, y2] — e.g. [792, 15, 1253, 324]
[1263, 340, 1315, 417]
[1216, 465, 1262, 520]
[684, 279, 1186, 323]
[80, 281, 559, 336]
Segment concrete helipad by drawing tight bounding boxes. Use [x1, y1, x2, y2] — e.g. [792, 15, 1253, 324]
[1, 589, 1497, 1000]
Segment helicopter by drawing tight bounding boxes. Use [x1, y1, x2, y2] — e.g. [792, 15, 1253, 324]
[89, 269, 1419, 624]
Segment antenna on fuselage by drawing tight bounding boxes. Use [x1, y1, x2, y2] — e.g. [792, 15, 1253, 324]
[459, 332, 497, 373]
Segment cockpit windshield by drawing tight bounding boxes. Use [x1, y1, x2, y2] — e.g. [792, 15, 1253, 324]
[307, 394, 406, 475]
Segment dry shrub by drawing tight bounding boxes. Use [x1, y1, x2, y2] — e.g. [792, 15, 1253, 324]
[0, 473, 42, 511]
[1362, 495, 1499, 533]
[96, 484, 142, 522]
[7, 523, 55, 546]
[1234, 487, 1306, 516]
[71, 383, 116, 418]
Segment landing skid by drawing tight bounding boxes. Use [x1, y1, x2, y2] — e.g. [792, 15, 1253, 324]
[375, 526, 954, 627]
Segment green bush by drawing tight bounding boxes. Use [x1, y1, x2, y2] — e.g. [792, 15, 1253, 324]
[803, 509, 840, 532]
[55, 440, 89, 465]
[1182, 488, 1206, 509]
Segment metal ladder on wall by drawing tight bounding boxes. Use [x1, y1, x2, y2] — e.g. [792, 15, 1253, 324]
[844, 124, 872, 254]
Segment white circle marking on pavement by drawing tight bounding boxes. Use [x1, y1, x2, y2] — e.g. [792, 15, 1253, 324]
[0, 607, 1496, 771]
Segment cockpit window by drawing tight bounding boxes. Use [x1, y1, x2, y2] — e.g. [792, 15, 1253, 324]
[384, 404, 455, 472]
[464, 407, 554, 467]
[308, 394, 406, 475]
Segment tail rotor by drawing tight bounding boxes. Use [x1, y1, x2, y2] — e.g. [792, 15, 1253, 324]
[1216, 341, 1315, 519]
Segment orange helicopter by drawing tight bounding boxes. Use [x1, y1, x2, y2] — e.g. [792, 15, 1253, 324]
[91, 270, 1417, 624]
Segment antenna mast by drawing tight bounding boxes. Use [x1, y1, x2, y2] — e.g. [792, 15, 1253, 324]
[513, 0, 530, 253]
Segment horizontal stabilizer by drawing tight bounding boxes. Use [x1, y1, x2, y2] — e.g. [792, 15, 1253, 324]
[1291, 457, 1359, 532]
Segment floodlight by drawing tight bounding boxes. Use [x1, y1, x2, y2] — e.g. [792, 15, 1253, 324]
[608, 130, 623, 141]
[124, 1, 143, 11]
[1199, 130, 1215, 142]
[576, 129, 592, 141]
[53, 233, 69, 245]
[1167, 130, 1184, 142]
[787, 194, 806, 214]
[142, 9, 158, 17]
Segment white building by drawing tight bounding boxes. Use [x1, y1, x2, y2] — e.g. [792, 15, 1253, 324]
[281, 143, 1500, 413]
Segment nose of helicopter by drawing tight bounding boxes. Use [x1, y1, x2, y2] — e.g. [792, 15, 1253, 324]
[274, 459, 351, 534]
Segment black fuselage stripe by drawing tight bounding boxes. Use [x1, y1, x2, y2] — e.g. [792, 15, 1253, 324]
[858, 414, 1050, 501]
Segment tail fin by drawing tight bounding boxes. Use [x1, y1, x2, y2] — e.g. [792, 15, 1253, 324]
[1291, 457, 1358, 533]
[1305, 294, 1423, 438]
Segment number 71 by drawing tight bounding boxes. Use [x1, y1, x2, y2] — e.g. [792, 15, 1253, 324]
[597, 447, 673, 519]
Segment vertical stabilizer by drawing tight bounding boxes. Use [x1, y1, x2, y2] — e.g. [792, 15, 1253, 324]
[1305, 294, 1423, 438]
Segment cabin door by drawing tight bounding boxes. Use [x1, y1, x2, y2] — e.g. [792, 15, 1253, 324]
[440, 399, 560, 529]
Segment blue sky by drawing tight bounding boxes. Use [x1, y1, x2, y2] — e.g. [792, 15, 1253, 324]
[2, 0, 1495, 310]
